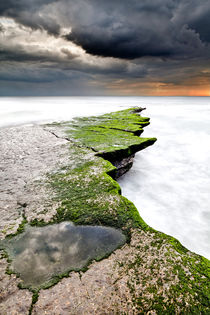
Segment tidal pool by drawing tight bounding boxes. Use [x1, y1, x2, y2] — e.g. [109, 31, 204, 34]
[2, 222, 126, 289]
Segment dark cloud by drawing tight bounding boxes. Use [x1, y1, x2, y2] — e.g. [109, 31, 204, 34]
[66, 27, 173, 60]
[172, 0, 210, 43]
[0, 0, 209, 95]
[191, 23, 210, 44]
[0, 65, 83, 83]
[0, 65, 106, 96]
[0, 48, 50, 63]
[0, 23, 4, 32]
[64, 0, 176, 59]
[0, 45, 148, 82]
[0, 0, 60, 34]
[1, 0, 210, 59]
[189, 12, 210, 43]
[63, 0, 210, 60]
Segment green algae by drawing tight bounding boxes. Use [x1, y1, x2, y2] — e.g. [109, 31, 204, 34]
[126, 232, 210, 314]
[46, 154, 148, 238]
[1, 107, 209, 313]
[62, 108, 156, 161]
[43, 107, 209, 313]
[42, 107, 156, 237]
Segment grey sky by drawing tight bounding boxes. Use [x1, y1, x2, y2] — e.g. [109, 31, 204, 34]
[0, 0, 210, 95]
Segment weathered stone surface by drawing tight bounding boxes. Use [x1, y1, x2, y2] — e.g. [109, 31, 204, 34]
[0, 125, 70, 238]
[33, 229, 209, 314]
[112, 154, 135, 178]
[0, 108, 209, 314]
[0, 253, 32, 315]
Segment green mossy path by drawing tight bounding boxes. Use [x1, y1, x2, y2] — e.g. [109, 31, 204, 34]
[42, 108, 209, 313]
[52, 107, 156, 162]
[44, 107, 156, 234]
[1, 107, 209, 314]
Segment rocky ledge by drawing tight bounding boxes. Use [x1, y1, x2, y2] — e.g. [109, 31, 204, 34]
[0, 108, 209, 314]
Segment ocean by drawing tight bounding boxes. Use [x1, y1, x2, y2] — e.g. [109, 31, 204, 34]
[0, 96, 209, 259]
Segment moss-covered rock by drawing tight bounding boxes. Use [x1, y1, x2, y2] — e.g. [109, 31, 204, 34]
[42, 108, 156, 235]
[1, 107, 209, 314]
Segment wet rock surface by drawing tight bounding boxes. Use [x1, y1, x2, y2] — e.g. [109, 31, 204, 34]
[0, 108, 209, 314]
[0, 125, 70, 238]
[0, 252, 32, 315]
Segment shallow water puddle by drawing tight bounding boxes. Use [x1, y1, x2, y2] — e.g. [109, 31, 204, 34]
[2, 222, 126, 289]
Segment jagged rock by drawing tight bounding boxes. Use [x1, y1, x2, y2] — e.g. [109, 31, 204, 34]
[112, 154, 135, 178]
[0, 108, 209, 314]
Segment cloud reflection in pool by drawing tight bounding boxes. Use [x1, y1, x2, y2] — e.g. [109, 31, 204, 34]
[3, 222, 126, 289]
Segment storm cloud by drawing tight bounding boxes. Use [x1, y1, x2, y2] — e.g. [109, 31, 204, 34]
[1, 0, 210, 59]
[0, 0, 60, 34]
[0, 0, 210, 95]
[64, 0, 210, 60]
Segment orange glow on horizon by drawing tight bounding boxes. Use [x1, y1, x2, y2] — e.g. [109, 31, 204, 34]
[107, 77, 210, 96]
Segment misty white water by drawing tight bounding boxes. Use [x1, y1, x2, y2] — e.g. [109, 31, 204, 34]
[0, 96, 209, 259]
[118, 99, 210, 259]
